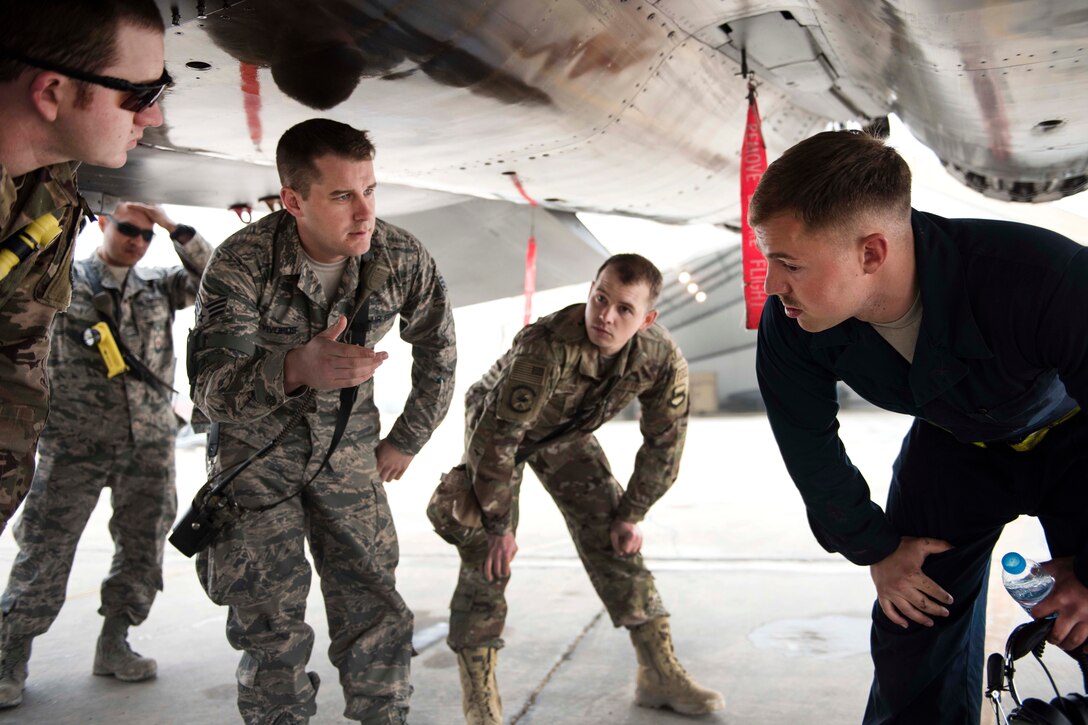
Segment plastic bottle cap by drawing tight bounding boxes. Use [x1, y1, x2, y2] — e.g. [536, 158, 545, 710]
[1002, 552, 1026, 575]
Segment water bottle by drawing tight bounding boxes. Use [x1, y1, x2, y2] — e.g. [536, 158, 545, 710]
[1001, 552, 1054, 613]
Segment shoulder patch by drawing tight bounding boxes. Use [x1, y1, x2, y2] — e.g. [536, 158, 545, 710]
[668, 385, 687, 409]
[508, 386, 537, 414]
[510, 358, 546, 385]
[496, 357, 549, 423]
[667, 355, 689, 412]
[198, 296, 228, 324]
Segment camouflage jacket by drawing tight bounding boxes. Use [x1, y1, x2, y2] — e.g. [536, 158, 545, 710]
[465, 303, 689, 535]
[0, 161, 83, 311]
[45, 234, 212, 446]
[189, 211, 456, 475]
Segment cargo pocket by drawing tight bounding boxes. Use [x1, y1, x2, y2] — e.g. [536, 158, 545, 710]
[426, 464, 481, 545]
[197, 508, 305, 608]
[0, 404, 45, 462]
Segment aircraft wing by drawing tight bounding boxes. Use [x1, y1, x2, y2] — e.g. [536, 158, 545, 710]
[79, 0, 1088, 297]
[78, 148, 608, 307]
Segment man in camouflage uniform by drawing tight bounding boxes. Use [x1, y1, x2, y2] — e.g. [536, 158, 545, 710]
[0, 202, 211, 708]
[189, 119, 456, 725]
[0, 0, 168, 532]
[428, 254, 724, 724]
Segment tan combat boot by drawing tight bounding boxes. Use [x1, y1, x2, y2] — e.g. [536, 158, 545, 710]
[93, 615, 157, 682]
[629, 618, 725, 715]
[0, 632, 31, 708]
[456, 647, 502, 725]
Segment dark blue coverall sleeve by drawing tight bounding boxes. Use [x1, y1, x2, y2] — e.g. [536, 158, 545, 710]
[756, 298, 901, 566]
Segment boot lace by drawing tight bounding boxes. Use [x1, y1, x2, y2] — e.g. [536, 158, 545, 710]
[466, 656, 500, 718]
[659, 637, 689, 679]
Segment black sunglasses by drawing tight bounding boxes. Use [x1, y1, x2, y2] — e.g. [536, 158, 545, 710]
[1, 51, 172, 112]
[108, 216, 154, 242]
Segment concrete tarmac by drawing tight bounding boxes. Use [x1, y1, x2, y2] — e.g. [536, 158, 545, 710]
[0, 410, 1082, 724]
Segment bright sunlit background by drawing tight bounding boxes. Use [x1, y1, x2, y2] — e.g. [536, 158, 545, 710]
[71, 113, 1088, 428]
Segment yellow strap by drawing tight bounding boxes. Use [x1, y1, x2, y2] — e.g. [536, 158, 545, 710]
[973, 406, 1080, 452]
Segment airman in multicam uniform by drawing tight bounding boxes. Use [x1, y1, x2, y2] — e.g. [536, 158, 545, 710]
[0, 163, 84, 528]
[428, 254, 724, 724]
[0, 202, 211, 708]
[0, 0, 167, 536]
[188, 119, 455, 725]
[0, 0, 168, 708]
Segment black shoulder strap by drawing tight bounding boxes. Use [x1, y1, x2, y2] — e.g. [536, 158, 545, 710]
[241, 290, 368, 510]
[307, 254, 376, 481]
[234, 251, 378, 510]
[514, 374, 623, 464]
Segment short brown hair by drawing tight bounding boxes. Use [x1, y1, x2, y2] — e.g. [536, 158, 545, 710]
[276, 119, 376, 197]
[0, 0, 164, 84]
[596, 253, 663, 307]
[749, 130, 911, 231]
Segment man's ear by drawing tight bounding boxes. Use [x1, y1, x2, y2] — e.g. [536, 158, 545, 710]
[280, 187, 303, 218]
[860, 233, 889, 274]
[28, 72, 66, 123]
[640, 308, 658, 331]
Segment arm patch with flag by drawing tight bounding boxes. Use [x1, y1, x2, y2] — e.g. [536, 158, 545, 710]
[497, 357, 548, 423]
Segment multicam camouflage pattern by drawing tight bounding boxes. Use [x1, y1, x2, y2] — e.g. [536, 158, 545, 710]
[0, 162, 83, 531]
[446, 433, 671, 650]
[465, 303, 689, 534]
[190, 211, 455, 724]
[440, 303, 687, 650]
[1, 234, 209, 637]
[0, 162, 82, 311]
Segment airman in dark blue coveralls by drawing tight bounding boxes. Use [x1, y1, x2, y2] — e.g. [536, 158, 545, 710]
[752, 130, 1088, 724]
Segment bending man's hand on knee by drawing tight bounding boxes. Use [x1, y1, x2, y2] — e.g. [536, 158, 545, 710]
[483, 532, 517, 582]
[610, 518, 643, 557]
[1035, 557, 1088, 652]
[869, 536, 955, 628]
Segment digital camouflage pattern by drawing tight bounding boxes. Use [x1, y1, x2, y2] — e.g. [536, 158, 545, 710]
[1, 233, 210, 639]
[0, 161, 83, 531]
[190, 210, 455, 724]
[49, 233, 212, 444]
[3, 439, 177, 635]
[435, 303, 688, 650]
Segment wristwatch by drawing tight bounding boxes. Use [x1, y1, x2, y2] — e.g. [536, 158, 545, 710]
[170, 224, 196, 243]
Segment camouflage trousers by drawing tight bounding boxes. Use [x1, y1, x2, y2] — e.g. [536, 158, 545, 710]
[0, 436, 177, 636]
[197, 446, 412, 725]
[0, 262, 59, 533]
[440, 433, 669, 651]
